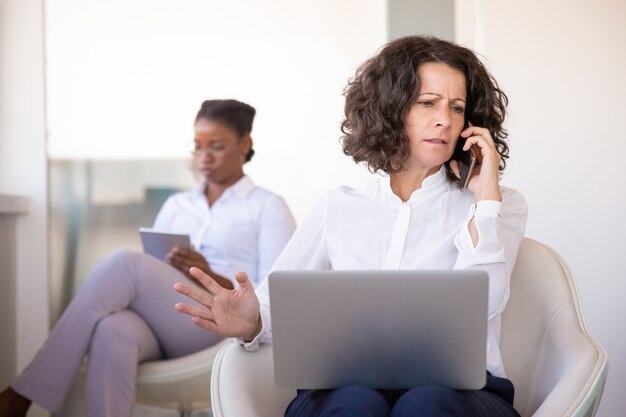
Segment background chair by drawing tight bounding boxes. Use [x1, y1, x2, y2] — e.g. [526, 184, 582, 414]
[58, 339, 231, 417]
[136, 339, 231, 417]
[209, 238, 608, 417]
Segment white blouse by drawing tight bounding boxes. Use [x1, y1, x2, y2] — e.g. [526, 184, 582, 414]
[246, 167, 527, 377]
[153, 175, 296, 287]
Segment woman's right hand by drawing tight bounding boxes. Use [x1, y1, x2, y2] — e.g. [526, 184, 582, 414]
[173, 269, 262, 341]
[166, 246, 210, 278]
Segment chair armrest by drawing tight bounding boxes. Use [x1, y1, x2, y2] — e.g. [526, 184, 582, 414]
[135, 339, 232, 410]
[137, 339, 232, 383]
[211, 343, 297, 417]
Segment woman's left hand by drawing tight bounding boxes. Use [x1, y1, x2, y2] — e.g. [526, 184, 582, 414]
[166, 246, 210, 279]
[456, 124, 502, 202]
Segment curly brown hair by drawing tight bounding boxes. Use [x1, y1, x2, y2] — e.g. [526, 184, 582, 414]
[341, 36, 509, 182]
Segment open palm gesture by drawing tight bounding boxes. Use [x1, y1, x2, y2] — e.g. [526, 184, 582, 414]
[174, 268, 262, 341]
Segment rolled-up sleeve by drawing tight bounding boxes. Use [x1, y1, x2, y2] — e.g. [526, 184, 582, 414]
[454, 188, 528, 319]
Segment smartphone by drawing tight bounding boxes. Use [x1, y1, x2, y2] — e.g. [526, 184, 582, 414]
[452, 137, 482, 188]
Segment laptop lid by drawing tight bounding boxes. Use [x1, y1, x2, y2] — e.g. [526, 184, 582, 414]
[268, 270, 488, 390]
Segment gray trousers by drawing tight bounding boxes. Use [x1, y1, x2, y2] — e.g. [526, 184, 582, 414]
[12, 250, 223, 417]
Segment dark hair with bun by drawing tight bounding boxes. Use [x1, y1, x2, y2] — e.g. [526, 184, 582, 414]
[195, 99, 256, 162]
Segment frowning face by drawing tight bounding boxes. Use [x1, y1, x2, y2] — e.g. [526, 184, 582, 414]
[404, 62, 467, 176]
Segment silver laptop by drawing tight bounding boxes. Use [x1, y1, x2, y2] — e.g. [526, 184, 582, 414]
[268, 270, 488, 390]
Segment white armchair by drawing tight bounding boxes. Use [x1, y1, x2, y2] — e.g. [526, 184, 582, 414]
[58, 339, 232, 417]
[209, 238, 607, 417]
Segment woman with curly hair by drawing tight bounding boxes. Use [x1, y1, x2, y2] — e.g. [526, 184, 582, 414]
[174, 36, 527, 417]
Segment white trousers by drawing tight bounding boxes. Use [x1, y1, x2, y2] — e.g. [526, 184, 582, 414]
[12, 250, 223, 417]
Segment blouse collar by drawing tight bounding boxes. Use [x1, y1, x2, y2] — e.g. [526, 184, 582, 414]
[192, 175, 255, 200]
[381, 165, 448, 206]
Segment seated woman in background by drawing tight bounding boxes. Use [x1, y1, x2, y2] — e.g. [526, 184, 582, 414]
[0, 99, 296, 417]
[174, 37, 527, 417]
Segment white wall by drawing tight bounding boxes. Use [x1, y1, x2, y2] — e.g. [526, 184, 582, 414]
[0, 0, 49, 416]
[45, 0, 387, 222]
[457, 1, 626, 415]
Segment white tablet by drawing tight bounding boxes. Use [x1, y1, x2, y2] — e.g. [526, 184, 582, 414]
[139, 227, 191, 262]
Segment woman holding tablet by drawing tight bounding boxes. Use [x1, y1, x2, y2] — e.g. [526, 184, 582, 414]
[0, 99, 296, 417]
[174, 37, 527, 417]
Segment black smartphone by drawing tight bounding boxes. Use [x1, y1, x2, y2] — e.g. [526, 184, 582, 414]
[452, 137, 481, 188]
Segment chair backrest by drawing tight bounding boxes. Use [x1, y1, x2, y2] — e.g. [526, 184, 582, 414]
[500, 238, 607, 417]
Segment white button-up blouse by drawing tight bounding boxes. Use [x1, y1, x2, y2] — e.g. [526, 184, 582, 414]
[153, 175, 296, 287]
[247, 167, 527, 377]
